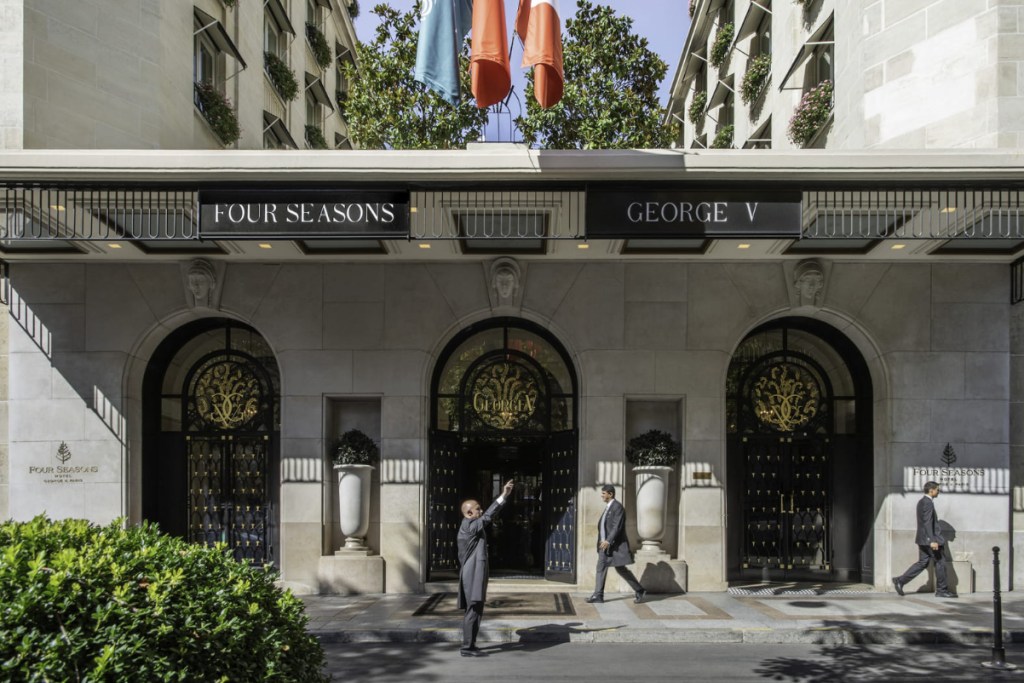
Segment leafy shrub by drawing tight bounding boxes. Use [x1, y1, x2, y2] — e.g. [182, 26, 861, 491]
[788, 79, 833, 146]
[688, 90, 707, 125]
[306, 22, 332, 70]
[626, 429, 682, 467]
[711, 124, 734, 148]
[305, 124, 328, 149]
[264, 51, 299, 101]
[194, 81, 241, 145]
[0, 516, 326, 682]
[709, 22, 734, 68]
[222, 0, 237, 7]
[349, 0, 360, 19]
[741, 54, 771, 104]
[689, 0, 697, 18]
[333, 428, 379, 466]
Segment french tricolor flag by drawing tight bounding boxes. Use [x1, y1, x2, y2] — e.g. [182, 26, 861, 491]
[515, 0, 564, 108]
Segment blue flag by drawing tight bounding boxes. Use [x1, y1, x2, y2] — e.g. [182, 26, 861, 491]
[415, 0, 473, 105]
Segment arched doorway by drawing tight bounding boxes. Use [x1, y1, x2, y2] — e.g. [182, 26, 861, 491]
[142, 318, 280, 565]
[726, 318, 873, 583]
[428, 318, 578, 582]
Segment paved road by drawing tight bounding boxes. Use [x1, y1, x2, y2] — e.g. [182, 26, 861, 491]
[323, 642, 1024, 682]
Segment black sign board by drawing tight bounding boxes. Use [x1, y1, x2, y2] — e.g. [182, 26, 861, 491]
[198, 190, 410, 238]
[586, 190, 802, 238]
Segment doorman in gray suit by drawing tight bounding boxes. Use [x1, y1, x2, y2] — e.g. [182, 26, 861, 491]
[457, 479, 515, 657]
[893, 481, 957, 598]
[585, 484, 646, 604]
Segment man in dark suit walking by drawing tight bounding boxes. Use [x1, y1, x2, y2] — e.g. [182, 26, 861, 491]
[585, 484, 646, 604]
[457, 478, 514, 657]
[893, 481, 957, 598]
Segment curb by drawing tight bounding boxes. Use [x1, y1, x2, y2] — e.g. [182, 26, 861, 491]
[313, 627, 1024, 646]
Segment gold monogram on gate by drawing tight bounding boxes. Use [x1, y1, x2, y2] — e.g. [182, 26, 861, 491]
[471, 363, 539, 430]
[753, 364, 818, 432]
[195, 361, 261, 430]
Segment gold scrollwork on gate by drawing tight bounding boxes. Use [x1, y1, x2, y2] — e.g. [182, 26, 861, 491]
[470, 362, 539, 430]
[753, 364, 819, 432]
[194, 361, 262, 430]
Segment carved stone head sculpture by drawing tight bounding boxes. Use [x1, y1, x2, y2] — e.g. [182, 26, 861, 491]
[793, 259, 825, 308]
[186, 258, 217, 309]
[487, 257, 523, 310]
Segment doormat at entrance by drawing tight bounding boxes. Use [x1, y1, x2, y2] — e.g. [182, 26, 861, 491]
[728, 582, 876, 596]
[412, 592, 577, 618]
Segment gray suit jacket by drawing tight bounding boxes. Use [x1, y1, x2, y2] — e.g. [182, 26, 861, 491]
[457, 497, 505, 609]
[597, 499, 633, 567]
[914, 495, 945, 546]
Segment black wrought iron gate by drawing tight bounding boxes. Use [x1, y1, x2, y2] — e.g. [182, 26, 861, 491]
[740, 435, 831, 575]
[184, 351, 276, 564]
[428, 429, 461, 573]
[544, 430, 578, 582]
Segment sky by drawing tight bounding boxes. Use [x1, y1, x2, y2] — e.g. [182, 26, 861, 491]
[352, 1, 691, 135]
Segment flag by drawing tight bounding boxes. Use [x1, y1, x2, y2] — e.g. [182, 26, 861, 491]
[470, 0, 511, 108]
[515, 0, 564, 108]
[415, 0, 474, 105]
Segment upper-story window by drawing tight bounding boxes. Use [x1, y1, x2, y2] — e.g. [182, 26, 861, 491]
[194, 33, 219, 87]
[753, 10, 770, 57]
[265, 15, 283, 57]
[307, 0, 320, 25]
[805, 20, 833, 89]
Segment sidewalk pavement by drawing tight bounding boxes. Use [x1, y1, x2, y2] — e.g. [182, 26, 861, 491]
[302, 587, 1024, 646]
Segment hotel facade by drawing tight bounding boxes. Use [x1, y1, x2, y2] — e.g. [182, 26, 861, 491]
[0, 0, 1020, 596]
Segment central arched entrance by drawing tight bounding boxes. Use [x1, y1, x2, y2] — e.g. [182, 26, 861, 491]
[428, 318, 578, 582]
[726, 318, 873, 583]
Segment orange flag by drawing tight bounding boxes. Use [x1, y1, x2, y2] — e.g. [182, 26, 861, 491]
[470, 0, 512, 108]
[515, 0, 564, 108]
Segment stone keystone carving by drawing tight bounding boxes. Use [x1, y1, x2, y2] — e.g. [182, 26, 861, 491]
[487, 257, 524, 311]
[792, 259, 827, 308]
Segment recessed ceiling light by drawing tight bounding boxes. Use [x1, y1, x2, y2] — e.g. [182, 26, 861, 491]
[737, 243, 751, 249]
[107, 243, 122, 249]
[418, 243, 431, 249]
[577, 243, 590, 249]
[258, 243, 273, 249]
[940, 207, 957, 214]
[50, 205, 65, 211]
[891, 243, 906, 250]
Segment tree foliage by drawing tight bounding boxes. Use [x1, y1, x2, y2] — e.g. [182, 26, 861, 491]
[341, 3, 489, 149]
[516, 1, 677, 149]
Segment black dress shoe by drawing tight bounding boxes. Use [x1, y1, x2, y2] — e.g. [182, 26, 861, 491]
[634, 588, 647, 604]
[584, 595, 604, 603]
[460, 648, 487, 657]
[892, 578, 905, 596]
[935, 590, 958, 598]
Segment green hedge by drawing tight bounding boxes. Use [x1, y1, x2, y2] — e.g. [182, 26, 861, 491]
[0, 516, 326, 682]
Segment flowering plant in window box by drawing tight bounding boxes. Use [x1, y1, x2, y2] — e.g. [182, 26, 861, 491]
[787, 80, 833, 146]
[689, 0, 697, 18]
[741, 54, 771, 104]
[711, 124, 734, 149]
[688, 90, 708, 125]
[306, 22, 332, 70]
[305, 124, 328, 150]
[194, 81, 240, 145]
[264, 51, 299, 101]
[709, 22, 734, 68]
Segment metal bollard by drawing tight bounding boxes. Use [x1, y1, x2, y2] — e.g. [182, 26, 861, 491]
[981, 546, 1017, 670]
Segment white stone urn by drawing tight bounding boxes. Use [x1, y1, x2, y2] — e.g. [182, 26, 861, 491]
[335, 464, 373, 551]
[634, 465, 672, 551]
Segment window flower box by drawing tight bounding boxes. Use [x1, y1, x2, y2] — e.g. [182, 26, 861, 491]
[305, 124, 328, 149]
[688, 90, 708, 125]
[306, 22, 332, 70]
[264, 51, 299, 101]
[711, 124, 734, 149]
[709, 22, 734, 68]
[741, 54, 771, 105]
[787, 80, 833, 146]
[194, 81, 240, 145]
[689, 0, 697, 18]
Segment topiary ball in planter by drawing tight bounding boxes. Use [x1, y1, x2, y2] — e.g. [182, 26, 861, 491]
[626, 429, 682, 467]
[0, 516, 327, 682]
[332, 428, 379, 466]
